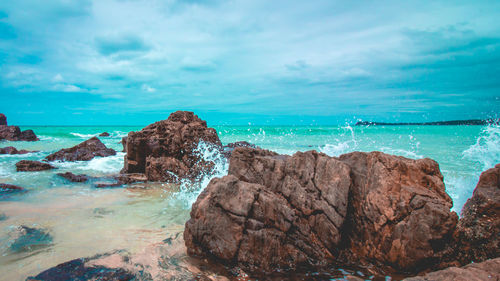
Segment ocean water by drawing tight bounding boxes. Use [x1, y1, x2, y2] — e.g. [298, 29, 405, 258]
[0, 124, 499, 280]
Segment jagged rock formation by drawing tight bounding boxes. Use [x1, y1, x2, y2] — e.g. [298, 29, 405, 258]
[122, 111, 221, 182]
[45, 137, 116, 162]
[57, 172, 89, 183]
[0, 146, 36, 154]
[185, 148, 458, 274]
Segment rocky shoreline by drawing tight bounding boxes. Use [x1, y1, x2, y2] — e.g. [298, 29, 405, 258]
[1, 111, 498, 280]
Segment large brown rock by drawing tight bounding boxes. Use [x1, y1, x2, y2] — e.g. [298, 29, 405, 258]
[403, 257, 500, 281]
[185, 148, 459, 275]
[0, 125, 38, 141]
[338, 151, 458, 273]
[122, 111, 221, 182]
[452, 163, 500, 265]
[16, 160, 55, 172]
[45, 137, 116, 162]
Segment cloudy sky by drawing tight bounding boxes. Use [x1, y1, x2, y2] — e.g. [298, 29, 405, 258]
[0, 0, 499, 125]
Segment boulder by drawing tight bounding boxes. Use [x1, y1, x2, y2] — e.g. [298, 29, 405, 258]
[452, 163, 500, 265]
[99, 132, 110, 137]
[122, 111, 221, 182]
[9, 225, 53, 253]
[0, 113, 6, 125]
[337, 151, 458, 273]
[0, 125, 38, 141]
[185, 148, 458, 275]
[403, 257, 500, 281]
[45, 136, 116, 162]
[57, 172, 89, 183]
[16, 160, 55, 172]
[0, 146, 35, 154]
[185, 148, 352, 272]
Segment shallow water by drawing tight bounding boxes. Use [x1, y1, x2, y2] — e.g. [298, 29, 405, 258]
[0, 124, 498, 280]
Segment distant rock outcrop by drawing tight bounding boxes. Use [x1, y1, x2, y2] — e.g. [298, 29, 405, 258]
[185, 148, 458, 274]
[45, 137, 116, 162]
[0, 146, 35, 154]
[99, 132, 110, 137]
[122, 111, 221, 182]
[0, 114, 39, 141]
[16, 160, 55, 172]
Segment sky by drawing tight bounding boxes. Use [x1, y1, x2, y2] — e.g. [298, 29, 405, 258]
[0, 0, 499, 125]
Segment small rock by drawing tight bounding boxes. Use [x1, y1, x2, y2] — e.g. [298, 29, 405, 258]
[0, 183, 25, 190]
[0, 113, 6, 125]
[45, 136, 116, 162]
[403, 258, 500, 281]
[16, 160, 55, 172]
[0, 125, 39, 141]
[99, 132, 110, 137]
[222, 141, 257, 158]
[57, 172, 89, 183]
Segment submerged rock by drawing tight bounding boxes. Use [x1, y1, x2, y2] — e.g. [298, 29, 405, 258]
[404, 257, 500, 281]
[99, 132, 110, 137]
[185, 148, 459, 275]
[0, 146, 36, 154]
[9, 226, 52, 253]
[122, 111, 221, 182]
[0, 183, 25, 191]
[26, 256, 135, 281]
[45, 136, 116, 162]
[57, 172, 89, 183]
[452, 163, 500, 265]
[16, 160, 55, 172]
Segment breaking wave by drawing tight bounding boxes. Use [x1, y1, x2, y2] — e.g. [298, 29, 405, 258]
[462, 124, 500, 171]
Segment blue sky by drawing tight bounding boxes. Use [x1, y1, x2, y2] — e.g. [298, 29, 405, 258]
[0, 0, 499, 125]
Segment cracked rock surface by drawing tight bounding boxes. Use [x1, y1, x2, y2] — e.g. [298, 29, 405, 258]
[184, 148, 459, 274]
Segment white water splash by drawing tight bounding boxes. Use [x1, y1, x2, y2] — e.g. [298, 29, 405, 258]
[463, 124, 500, 170]
[320, 124, 358, 156]
[172, 141, 228, 209]
[70, 132, 97, 138]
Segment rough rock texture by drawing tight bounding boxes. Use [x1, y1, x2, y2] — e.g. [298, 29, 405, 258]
[403, 257, 500, 281]
[121, 137, 127, 152]
[99, 132, 110, 137]
[186, 148, 352, 272]
[0, 113, 6, 125]
[222, 141, 257, 158]
[185, 148, 459, 274]
[16, 160, 55, 172]
[338, 151, 458, 273]
[0, 183, 25, 190]
[452, 163, 500, 265]
[57, 172, 89, 183]
[122, 111, 221, 182]
[0, 146, 35, 154]
[45, 137, 116, 162]
[0, 125, 38, 141]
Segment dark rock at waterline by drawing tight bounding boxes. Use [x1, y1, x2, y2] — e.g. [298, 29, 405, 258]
[99, 132, 110, 137]
[94, 181, 123, 188]
[114, 173, 147, 184]
[451, 163, 500, 265]
[222, 141, 257, 158]
[10, 226, 52, 253]
[26, 257, 135, 281]
[0, 113, 6, 126]
[122, 111, 221, 182]
[185, 147, 459, 275]
[0, 183, 25, 191]
[16, 160, 56, 172]
[403, 257, 500, 281]
[0, 125, 39, 141]
[45, 136, 116, 162]
[0, 146, 36, 154]
[57, 172, 89, 183]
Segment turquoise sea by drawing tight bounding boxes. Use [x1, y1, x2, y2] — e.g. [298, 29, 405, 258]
[1, 124, 499, 280]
